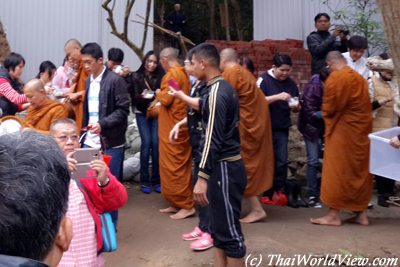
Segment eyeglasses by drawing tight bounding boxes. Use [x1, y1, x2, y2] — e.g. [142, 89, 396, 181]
[54, 135, 79, 142]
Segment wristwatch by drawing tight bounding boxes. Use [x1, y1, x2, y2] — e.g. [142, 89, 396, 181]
[97, 177, 110, 188]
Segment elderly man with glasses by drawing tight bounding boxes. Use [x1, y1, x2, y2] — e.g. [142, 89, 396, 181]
[49, 118, 128, 267]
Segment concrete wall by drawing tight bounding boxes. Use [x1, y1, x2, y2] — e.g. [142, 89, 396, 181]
[253, 0, 346, 42]
[0, 0, 153, 81]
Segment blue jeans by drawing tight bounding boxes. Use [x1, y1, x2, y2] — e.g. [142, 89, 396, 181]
[103, 146, 125, 229]
[136, 113, 160, 187]
[103, 146, 125, 182]
[304, 138, 320, 197]
[272, 130, 289, 192]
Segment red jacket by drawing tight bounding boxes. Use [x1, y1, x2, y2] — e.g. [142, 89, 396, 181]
[77, 170, 128, 252]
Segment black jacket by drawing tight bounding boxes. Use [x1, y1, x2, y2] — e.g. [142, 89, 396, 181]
[0, 254, 49, 267]
[0, 67, 23, 117]
[306, 31, 347, 74]
[130, 71, 162, 113]
[198, 77, 241, 180]
[187, 80, 208, 163]
[82, 68, 130, 149]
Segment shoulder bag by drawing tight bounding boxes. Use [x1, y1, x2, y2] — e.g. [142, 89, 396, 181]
[144, 79, 161, 119]
[74, 178, 117, 252]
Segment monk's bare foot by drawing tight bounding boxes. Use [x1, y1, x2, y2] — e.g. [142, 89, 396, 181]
[346, 213, 369, 226]
[170, 208, 195, 220]
[310, 215, 342, 226]
[159, 206, 178, 213]
[240, 209, 267, 223]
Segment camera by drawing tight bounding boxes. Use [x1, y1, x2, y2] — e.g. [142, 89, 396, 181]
[339, 28, 350, 35]
[113, 65, 123, 74]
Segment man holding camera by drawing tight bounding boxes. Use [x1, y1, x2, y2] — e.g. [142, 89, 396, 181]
[307, 13, 348, 75]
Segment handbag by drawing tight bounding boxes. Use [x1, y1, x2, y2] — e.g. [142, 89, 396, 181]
[142, 78, 160, 119]
[146, 99, 161, 119]
[74, 178, 117, 252]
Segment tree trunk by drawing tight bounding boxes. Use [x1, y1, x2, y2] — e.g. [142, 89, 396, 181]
[230, 0, 243, 40]
[207, 0, 216, 40]
[376, 0, 400, 90]
[0, 19, 11, 65]
[224, 0, 231, 41]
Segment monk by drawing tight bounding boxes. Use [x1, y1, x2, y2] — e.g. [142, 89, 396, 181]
[24, 79, 68, 133]
[64, 39, 88, 129]
[310, 51, 373, 226]
[220, 48, 274, 223]
[157, 47, 195, 219]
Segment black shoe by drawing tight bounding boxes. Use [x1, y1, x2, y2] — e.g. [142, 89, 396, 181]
[378, 195, 390, 208]
[286, 180, 300, 208]
[287, 196, 299, 208]
[296, 197, 308, 208]
[308, 196, 322, 208]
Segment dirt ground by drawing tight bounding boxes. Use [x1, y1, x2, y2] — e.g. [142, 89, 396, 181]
[104, 184, 400, 267]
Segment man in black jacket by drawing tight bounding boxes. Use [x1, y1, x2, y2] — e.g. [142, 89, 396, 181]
[81, 42, 129, 181]
[307, 13, 348, 75]
[167, 43, 247, 265]
[81, 42, 130, 226]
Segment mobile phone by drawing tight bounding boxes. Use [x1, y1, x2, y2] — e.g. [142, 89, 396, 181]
[71, 148, 101, 179]
[168, 79, 181, 91]
[81, 125, 92, 132]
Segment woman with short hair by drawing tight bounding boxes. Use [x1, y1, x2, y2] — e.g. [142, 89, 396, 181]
[0, 52, 28, 117]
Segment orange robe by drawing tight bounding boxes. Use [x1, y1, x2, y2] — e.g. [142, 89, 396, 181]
[158, 65, 194, 210]
[68, 63, 88, 128]
[25, 99, 68, 133]
[321, 66, 372, 212]
[223, 64, 274, 197]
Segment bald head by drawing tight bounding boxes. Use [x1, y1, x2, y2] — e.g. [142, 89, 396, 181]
[24, 79, 47, 108]
[326, 51, 345, 63]
[159, 47, 179, 71]
[326, 51, 347, 71]
[219, 48, 239, 70]
[160, 47, 179, 61]
[220, 48, 238, 63]
[25, 78, 45, 92]
[64, 39, 82, 56]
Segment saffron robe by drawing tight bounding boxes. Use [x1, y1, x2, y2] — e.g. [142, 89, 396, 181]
[158, 65, 194, 210]
[25, 99, 68, 133]
[321, 66, 372, 211]
[69, 63, 88, 129]
[223, 64, 274, 197]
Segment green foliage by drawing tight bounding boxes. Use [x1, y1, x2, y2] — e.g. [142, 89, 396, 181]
[322, 0, 387, 55]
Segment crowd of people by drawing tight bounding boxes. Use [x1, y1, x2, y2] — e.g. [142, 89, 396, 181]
[0, 9, 400, 267]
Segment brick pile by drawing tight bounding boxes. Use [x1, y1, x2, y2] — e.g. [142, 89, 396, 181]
[207, 39, 312, 90]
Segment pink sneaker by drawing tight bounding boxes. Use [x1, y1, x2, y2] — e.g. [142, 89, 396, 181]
[190, 233, 214, 251]
[182, 227, 204, 241]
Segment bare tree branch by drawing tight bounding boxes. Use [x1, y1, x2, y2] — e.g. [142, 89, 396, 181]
[133, 14, 195, 58]
[102, 0, 147, 60]
[123, 0, 135, 39]
[140, 0, 152, 51]
[134, 14, 195, 46]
